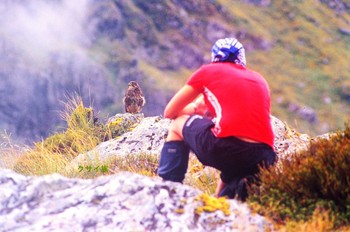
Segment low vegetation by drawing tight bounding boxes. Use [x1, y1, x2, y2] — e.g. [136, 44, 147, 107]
[12, 95, 138, 176]
[1, 97, 349, 231]
[249, 122, 350, 231]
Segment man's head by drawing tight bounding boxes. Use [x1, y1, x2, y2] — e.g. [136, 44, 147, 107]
[211, 38, 246, 66]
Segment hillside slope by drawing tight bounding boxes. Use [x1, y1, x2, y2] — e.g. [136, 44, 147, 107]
[0, 0, 349, 143]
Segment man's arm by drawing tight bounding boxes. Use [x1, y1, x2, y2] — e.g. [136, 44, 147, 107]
[164, 85, 200, 119]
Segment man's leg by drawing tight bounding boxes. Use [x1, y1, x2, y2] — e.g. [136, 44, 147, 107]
[218, 175, 255, 201]
[164, 115, 189, 141]
[218, 146, 276, 201]
[158, 116, 190, 183]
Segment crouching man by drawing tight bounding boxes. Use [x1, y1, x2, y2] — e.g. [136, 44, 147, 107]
[158, 38, 276, 201]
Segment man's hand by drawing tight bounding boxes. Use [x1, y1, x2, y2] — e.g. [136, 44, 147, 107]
[163, 85, 200, 119]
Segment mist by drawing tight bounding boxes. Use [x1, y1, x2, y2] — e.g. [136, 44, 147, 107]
[0, 0, 118, 144]
[0, 0, 91, 66]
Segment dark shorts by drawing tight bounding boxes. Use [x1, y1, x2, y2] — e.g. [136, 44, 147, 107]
[182, 115, 276, 183]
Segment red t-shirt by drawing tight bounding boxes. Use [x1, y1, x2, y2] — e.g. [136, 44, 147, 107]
[187, 62, 274, 148]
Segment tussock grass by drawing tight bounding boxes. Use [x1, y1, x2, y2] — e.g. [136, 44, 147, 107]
[280, 209, 335, 232]
[184, 155, 217, 195]
[12, 94, 128, 177]
[0, 132, 26, 169]
[112, 153, 159, 177]
[13, 146, 72, 176]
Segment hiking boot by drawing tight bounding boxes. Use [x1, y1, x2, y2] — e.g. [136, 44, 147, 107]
[219, 175, 255, 201]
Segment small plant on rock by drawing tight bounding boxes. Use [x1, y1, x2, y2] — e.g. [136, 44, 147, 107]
[105, 113, 142, 139]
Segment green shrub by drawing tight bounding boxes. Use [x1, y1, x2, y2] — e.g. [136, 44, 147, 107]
[249, 122, 350, 227]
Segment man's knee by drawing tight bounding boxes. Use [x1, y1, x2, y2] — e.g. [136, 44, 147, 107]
[166, 115, 189, 141]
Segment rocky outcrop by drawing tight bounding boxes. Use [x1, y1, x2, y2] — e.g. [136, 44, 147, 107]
[70, 114, 311, 169]
[1, 114, 322, 231]
[0, 169, 272, 231]
[68, 115, 170, 170]
[271, 115, 311, 160]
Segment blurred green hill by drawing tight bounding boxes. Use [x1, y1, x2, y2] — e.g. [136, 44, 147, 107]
[95, 0, 350, 136]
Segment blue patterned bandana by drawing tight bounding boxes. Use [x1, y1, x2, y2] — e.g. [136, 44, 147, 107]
[211, 38, 246, 66]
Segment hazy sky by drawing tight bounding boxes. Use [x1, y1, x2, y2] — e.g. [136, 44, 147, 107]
[0, 0, 91, 65]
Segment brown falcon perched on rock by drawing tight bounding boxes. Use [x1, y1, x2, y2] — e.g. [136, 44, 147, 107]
[123, 81, 145, 114]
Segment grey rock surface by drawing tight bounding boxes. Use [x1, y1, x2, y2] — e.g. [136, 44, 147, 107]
[68, 115, 171, 170]
[271, 115, 310, 160]
[70, 115, 311, 169]
[0, 169, 272, 232]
